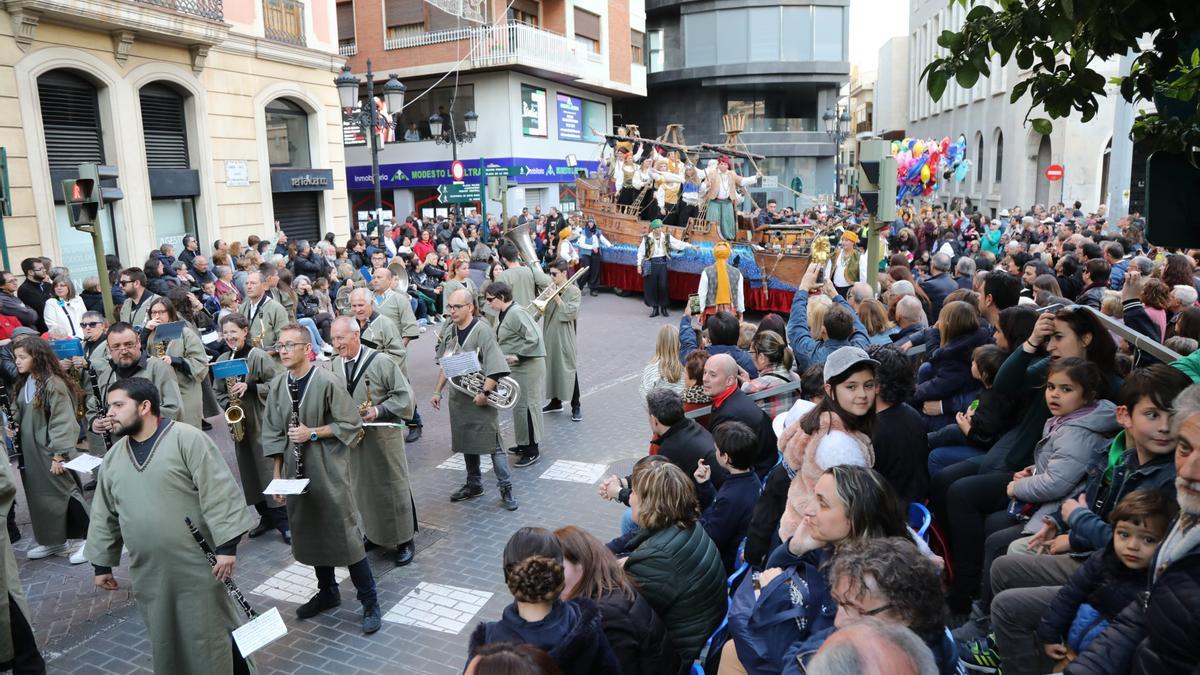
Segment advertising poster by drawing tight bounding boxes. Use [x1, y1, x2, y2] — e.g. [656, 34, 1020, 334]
[556, 94, 582, 141]
[521, 85, 547, 137]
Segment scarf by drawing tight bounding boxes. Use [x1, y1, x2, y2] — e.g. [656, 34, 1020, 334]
[714, 242, 733, 305]
[1043, 401, 1099, 438]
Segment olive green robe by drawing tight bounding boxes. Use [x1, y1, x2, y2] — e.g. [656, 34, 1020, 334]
[374, 292, 420, 374]
[542, 282, 581, 401]
[497, 264, 550, 308]
[261, 367, 365, 567]
[496, 305, 546, 446]
[83, 421, 255, 675]
[361, 313, 406, 370]
[442, 278, 478, 315]
[213, 348, 282, 506]
[16, 376, 89, 546]
[238, 296, 290, 355]
[119, 291, 160, 328]
[478, 280, 500, 326]
[435, 319, 510, 455]
[150, 324, 209, 429]
[331, 347, 416, 547]
[86, 355, 183, 455]
[0, 460, 30, 663]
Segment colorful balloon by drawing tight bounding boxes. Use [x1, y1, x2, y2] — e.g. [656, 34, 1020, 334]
[913, 141, 925, 156]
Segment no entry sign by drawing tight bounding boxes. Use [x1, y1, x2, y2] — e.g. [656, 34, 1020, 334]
[1045, 164, 1064, 181]
[451, 160, 465, 182]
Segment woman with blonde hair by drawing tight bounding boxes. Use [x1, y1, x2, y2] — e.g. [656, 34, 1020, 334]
[806, 294, 833, 337]
[639, 324, 685, 407]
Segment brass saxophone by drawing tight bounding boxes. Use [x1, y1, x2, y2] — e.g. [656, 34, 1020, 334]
[353, 373, 371, 446]
[155, 339, 167, 358]
[225, 376, 245, 442]
[251, 323, 266, 349]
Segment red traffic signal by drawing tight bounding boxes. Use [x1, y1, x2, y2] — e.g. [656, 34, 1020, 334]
[68, 178, 95, 203]
[61, 178, 98, 227]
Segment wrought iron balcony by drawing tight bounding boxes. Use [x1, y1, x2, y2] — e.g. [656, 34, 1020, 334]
[134, 0, 223, 21]
[263, 0, 305, 46]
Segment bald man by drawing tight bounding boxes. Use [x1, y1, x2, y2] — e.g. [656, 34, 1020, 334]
[806, 618, 937, 675]
[701, 353, 777, 476]
[349, 287, 406, 369]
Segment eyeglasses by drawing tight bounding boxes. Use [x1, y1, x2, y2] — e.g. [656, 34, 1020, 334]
[119, 279, 133, 285]
[446, 303, 470, 310]
[273, 341, 311, 352]
[484, 296, 497, 302]
[80, 321, 103, 328]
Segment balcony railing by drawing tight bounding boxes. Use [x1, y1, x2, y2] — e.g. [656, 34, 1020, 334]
[338, 39, 357, 56]
[134, 0, 223, 21]
[263, 0, 304, 46]
[744, 118, 819, 133]
[470, 22, 580, 76]
[384, 26, 473, 50]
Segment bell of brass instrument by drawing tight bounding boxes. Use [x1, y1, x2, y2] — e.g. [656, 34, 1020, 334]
[155, 339, 167, 358]
[251, 327, 266, 349]
[503, 223, 541, 267]
[448, 371, 521, 410]
[225, 376, 245, 442]
[528, 266, 589, 316]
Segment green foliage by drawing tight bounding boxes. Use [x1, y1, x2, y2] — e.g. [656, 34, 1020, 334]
[923, 0, 1200, 152]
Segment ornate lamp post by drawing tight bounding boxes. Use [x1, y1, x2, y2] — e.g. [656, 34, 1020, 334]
[428, 109, 477, 221]
[336, 60, 405, 232]
[823, 105, 851, 203]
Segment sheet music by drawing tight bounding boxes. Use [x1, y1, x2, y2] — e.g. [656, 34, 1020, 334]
[263, 479, 309, 495]
[63, 454, 104, 474]
[440, 351, 481, 379]
[232, 607, 287, 657]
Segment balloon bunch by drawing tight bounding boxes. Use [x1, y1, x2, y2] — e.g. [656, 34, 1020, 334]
[889, 135, 971, 202]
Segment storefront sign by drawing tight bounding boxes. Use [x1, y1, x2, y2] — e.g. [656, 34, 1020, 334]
[346, 157, 599, 190]
[521, 85, 547, 137]
[225, 160, 249, 187]
[557, 94, 583, 141]
[271, 168, 334, 192]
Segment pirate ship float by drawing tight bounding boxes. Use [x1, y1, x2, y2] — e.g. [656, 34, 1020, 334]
[576, 116, 819, 313]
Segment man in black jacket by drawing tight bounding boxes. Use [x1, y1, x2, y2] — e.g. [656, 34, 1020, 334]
[920, 253, 959, 320]
[0, 272, 38, 328]
[702, 353, 777, 476]
[647, 388, 725, 488]
[16, 258, 51, 332]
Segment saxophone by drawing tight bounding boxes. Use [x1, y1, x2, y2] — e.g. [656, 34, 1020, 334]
[155, 339, 167, 358]
[225, 376, 245, 442]
[353, 373, 371, 446]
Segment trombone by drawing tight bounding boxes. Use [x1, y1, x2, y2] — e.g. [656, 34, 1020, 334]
[527, 266, 589, 316]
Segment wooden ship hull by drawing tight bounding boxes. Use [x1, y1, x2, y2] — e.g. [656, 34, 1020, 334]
[575, 177, 813, 313]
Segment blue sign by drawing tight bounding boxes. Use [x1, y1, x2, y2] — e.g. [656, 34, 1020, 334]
[49, 339, 83, 359]
[556, 94, 583, 141]
[211, 358, 249, 380]
[346, 157, 598, 191]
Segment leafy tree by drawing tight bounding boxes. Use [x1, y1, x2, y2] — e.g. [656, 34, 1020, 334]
[922, 0, 1200, 154]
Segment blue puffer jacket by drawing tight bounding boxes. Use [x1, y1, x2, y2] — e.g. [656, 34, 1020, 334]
[1036, 547, 1148, 653]
[912, 325, 991, 408]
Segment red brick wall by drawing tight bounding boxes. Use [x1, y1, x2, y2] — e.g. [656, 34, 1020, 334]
[608, 0, 630, 85]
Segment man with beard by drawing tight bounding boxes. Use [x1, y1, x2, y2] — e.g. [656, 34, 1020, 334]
[85, 377, 254, 674]
[88, 323, 182, 450]
[239, 270, 289, 358]
[16, 258, 51, 332]
[117, 268, 160, 331]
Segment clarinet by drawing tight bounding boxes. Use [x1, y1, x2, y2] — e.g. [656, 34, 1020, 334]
[0, 381, 22, 471]
[287, 378, 305, 480]
[184, 517, 255, 619]
[86, 366, 113, 451]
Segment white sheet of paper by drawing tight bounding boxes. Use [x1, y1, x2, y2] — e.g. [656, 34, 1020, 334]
[441, 351, 482, 379]
[232, 607, 287, 657]
[262, 479, 309, 495]
[63, 454, 104, 474]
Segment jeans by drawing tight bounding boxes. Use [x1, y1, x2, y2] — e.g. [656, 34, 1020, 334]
[620, 508, 639, 538]
[945, 471, 1012, 611]
[314, 557, 377, 607]
[928, 445, 986, 477]
[465, 451, 512, 490]
[297, 317, 325, 348]
[991, 553, 1082, 675]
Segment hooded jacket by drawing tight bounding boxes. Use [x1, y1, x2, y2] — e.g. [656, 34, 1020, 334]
[913, 325, 991, 407]
[468, 598, 620, 675]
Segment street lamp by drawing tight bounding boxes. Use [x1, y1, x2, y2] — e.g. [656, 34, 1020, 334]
[428, 107, 478, 222]
[336, 60, 405, 234]
[823, 105, 851, 204]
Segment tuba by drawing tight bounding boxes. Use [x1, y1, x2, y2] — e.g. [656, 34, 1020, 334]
[225, 376, 245, 442]
[528, 266, 589, 316]
[448, 370, 522, 410]
[503, 223, 541, 267]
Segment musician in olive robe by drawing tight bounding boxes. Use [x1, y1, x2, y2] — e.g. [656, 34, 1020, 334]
[239, 270, 289, 357]
[116, 267, 159, 330]
[145, 298, 209, 429]
[496, 241, 549, 307]
[11, 337, 90, 560]
[487, 281, 547, 468]
[370, 269, 424, 442]
[87, 323, 183, 455]
[541, 260, 582, 419]
[330, 317, 417, 567]
[85, 377, 255, 675]
[213, 314, 287, 542]
[0, 455, 45, 670]
[261, 324, 381, 634]
[431, 289, 518, 511]
[349, 288, 405, 367]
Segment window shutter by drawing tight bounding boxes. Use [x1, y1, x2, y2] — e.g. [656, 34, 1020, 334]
[140, 85, 190, 169]
[38, 71, 104, 170]
[573, 8, 600, 41]
[337, 2, 355, 41]
[384, 0, 423, 28]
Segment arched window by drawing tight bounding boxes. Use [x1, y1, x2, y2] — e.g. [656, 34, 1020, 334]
[265, 97, 311, 167]
[141, 82, 198, 249]
[994, 129, 1004, 183]
[39, 69, 104, 169]
[975, 132, 984, 184]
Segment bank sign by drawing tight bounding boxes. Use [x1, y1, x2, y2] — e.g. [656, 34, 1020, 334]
[346, 157, 599, 190]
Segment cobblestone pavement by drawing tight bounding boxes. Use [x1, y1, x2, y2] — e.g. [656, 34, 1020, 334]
[12, 291, 701, 674]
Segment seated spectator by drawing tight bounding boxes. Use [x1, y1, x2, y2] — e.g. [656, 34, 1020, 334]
[704, 353, 778, 476]
[640, 324, 686, 407]
[927, 345, 1013, 475]
[868, 345, 931, 503]
[679, 308, 758, 378]
[804, 617, 939, 675]
[616, 460, 726, 665]
[893, 296, 928, 345]
[1165, 336, 1198, 356]
[858, 298, 898, 345]
[465, 642, 560, 675]
[694, 421, 763, 574]
[742, 330, 799, 418]
[912, 301, 991, 431]
[921, 253, 959, 319]
[79, 276, 104, 314]
[681, 349, 712, 427]
[788, 264, 870, 371]
[554, 526, 680, 675]
[468, 527, 619, 675]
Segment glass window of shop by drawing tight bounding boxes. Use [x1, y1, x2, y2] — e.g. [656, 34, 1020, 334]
[392, 84, 474, 142]
[152, 198, 198, 250]
[266, 98, 311, 167]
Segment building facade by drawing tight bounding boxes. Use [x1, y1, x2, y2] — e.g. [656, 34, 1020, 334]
[0, 0, 353, 280]
[337, 0, 646, 223]
[615, 0, 850, 204]
[872, 36, 908, 137]
[904, 0, 1120, 216]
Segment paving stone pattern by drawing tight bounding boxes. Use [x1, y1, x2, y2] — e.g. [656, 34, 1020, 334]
[13, 292, 689, 674]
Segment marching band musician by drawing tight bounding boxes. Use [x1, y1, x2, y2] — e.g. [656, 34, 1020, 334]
[239, 270, 289, 359]
[212, 314, 288, 544]
[349, 288, 405, 366]
[329, 317, 418, 567]
[703, 156, 761, 240]
[496, 241, 550, 308]
[369, 267, 424, 443]
[84, 377, 255, 674]
[116, 267, 160, 331]
[88, 322, 183, 447]
[144, 297, 209, 429]
[58, 310, 108, 462]
[431, 288, 518, 511]
[11, 337, 90, 564]
[487, 281, 547, 469]
[261, 324, 382, 634]
[541, 260, 583, 422]
[636, 218, 693, 318]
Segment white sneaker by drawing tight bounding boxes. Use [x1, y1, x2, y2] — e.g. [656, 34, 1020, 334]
[27, 543, 70, 559]
[69, 543, 88, 565]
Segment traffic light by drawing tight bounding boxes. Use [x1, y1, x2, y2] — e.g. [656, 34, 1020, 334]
[62, 164, 122, 230]
[856, 139, 897, 222]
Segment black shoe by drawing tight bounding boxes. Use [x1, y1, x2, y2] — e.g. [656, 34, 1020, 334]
[513, 450, 540, 468]
[450, 484, 484, 502]
[83, 479, 97, 491]
[280, 528, 292, 545]
[590, 290, 598, 297]
[7, 527, 19, 543]
[201, 420, 213, 431]
[362, 601, 382, 634]
[248, 519, 273, 539]
[296, 587, 340, 619]
[542, 400, 564, 414]
[364, 538, 379, 552]
[660, 307, 670, 317]
[571, 406, 582, 422]
[404, 425, 422, 443]
[649, 308, 660, 317]
[506, 445, 522, 455]
[395, 540, 415, 566]
[500, 486, 519, 511]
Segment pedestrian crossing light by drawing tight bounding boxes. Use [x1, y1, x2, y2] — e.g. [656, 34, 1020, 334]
[63, 163, 123, 231]
[856, 139, 897, 222]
